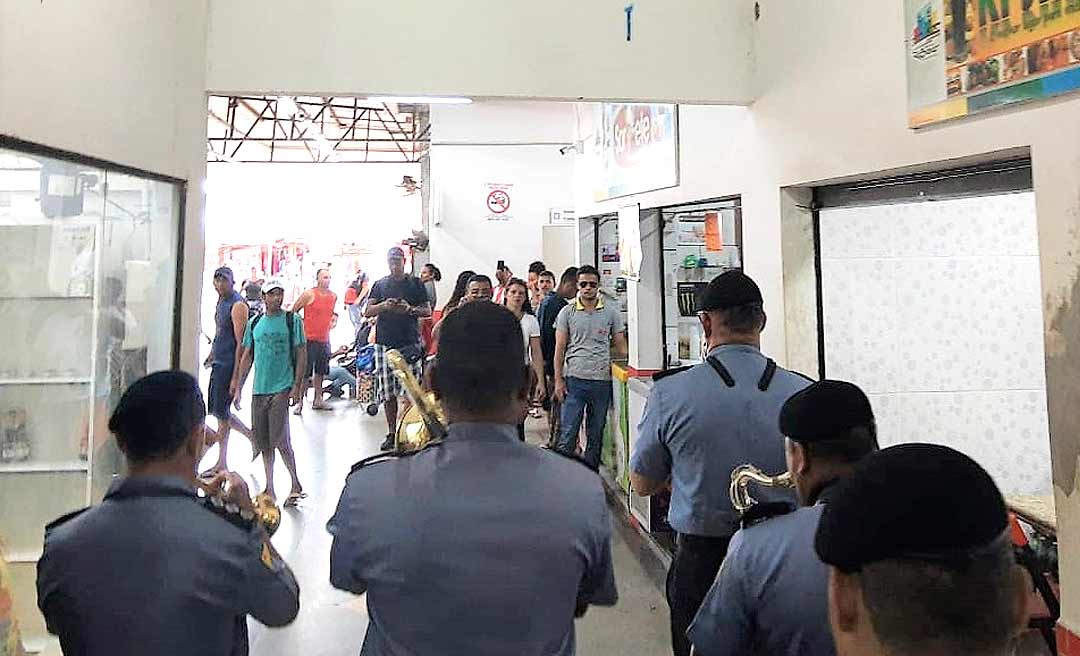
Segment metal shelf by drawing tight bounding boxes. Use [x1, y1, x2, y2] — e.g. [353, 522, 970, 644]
[0, 377, 91, 385]
[0, 461, 89, 473]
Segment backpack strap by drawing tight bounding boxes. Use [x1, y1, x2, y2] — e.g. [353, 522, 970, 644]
[286, 311, 296, 373]
[249, 315, 262, 359]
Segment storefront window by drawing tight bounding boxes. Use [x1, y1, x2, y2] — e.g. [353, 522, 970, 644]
[0, 142, 183, 646]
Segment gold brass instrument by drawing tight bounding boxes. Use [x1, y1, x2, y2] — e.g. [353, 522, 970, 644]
[730, 464, 794, 513]
[197, 477, 282, 536]
[387, 349, 447, 451]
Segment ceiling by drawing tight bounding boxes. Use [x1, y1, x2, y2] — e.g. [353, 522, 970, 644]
[207, 95, 430, 163]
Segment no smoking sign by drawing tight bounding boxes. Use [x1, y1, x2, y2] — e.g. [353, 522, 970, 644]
[484, 183, 514, 221]
[487, 190, 510, 213]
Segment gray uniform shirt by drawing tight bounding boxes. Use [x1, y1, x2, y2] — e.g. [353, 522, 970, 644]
[328, 422, 618, 656]
[36, 476, 299, 656]
[630, 344, 811, 536]
[554, 296, 626, 381]
[688, 501, 835, 656]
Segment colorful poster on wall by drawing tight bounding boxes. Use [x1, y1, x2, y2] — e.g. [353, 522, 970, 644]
[905, 0, 1080, 128]
[589, 104, 679, 201]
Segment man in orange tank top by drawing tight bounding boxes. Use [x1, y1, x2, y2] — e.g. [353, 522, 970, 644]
[292, 268, 337, 413]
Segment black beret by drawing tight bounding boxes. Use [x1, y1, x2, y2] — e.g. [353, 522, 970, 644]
[698, 271, 763, 312]
[814, 444, 1008, 573]
[780, 380, 874, 443]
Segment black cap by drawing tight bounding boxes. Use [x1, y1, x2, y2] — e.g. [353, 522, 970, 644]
[387, 246, 405, 259]
[698, 271, 763, 312]
[213, 266, 234, 283]
[780, 380, 874, 443]
[814, 444, 1008, 573]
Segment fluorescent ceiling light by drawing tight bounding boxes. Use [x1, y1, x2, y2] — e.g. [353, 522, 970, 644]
[367, 96, 472, 105]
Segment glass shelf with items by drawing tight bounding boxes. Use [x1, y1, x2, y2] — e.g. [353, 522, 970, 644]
[660, 201, 743, 369]
[0, 140, 185, 646]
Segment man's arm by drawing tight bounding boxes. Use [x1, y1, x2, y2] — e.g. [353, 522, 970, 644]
[363, 283, 396, 318]
[232, 320, 255, 399]
[290, 317, 307, 404]
[409, 302, 432, 319]
[290, 290, 313, 313]
[629, 385, 672, 496]
[553, 328, 569, 399]
[327, 477, 370, 595]
[613, 331, 628, 360]
[231, 301, 248, 372]
[576, 490, 619, 617]
[232, 347, 253, 402]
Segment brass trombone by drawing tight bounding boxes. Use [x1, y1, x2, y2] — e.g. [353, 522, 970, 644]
[387, 349, 447, 452]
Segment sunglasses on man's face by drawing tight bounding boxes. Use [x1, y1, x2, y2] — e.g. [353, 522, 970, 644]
[578, 281, 599, 289]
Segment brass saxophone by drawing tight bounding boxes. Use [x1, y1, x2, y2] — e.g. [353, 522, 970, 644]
[729, 464, 794, 513]
[387, 349, 447, 451]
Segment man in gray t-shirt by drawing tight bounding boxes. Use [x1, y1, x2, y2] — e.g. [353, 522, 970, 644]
[553, 265, 627, 469]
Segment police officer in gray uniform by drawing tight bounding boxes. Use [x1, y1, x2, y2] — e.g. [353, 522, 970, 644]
[37, 371, 299, 656]
[688, 380, 879, 656]
[814, 444, 1030, 656]
[630, 271, 811, 656]
[328, 301, 617, 656]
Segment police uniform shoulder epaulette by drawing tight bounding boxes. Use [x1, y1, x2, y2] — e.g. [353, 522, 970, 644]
[652, 365, 693, 382]
[349, 440, 446, 474]
[195, 494, 258, 532]
[738, 501, 795, 530]
[541, 446, 599, 474]
[45, 507, 89, 531]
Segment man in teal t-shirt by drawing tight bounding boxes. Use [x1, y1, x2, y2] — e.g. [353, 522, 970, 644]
[232, 279, 307, 505]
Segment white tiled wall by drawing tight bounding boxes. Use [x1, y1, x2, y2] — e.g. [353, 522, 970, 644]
[820, 193, 1051, 495]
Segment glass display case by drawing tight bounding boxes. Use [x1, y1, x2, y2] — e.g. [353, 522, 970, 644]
[661, 199, 743, 367]
[0, 140, 183, 649]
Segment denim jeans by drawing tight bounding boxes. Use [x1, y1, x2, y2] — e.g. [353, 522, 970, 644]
[557, 376, 611, 469]
[326, 366, 356, 396]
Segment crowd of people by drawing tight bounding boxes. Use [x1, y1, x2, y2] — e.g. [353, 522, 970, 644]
[22, 254, 1034, 656]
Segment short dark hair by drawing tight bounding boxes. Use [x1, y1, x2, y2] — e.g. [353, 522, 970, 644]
[108, 371, 206, 463]
[528, 261, 546, 275]
[712, 303, 765, 334]
[801, 425, 879, 465]
[424, 263, 442, 281]
[860, 534, 1020, 656]
[316, 267, 329, 277]
[559, 267, 579, 286]
[468, 274, 493, 287]
[433, 302, 527, 414]
[539, 270, 556, 282]
[577, 265, 600, 280]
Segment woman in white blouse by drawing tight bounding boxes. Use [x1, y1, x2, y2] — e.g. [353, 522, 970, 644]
[505, 278, 546, 439]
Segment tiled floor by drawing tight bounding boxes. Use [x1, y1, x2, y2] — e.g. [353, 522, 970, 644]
[203, 399, 671, 656]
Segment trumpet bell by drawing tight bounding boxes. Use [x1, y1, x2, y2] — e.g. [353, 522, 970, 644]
[254, 492, 281, 536]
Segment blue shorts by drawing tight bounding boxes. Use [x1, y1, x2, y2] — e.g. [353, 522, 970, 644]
[207, 364, 234, 420]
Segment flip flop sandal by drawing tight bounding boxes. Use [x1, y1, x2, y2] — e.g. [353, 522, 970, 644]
[283, 492, 308, 507]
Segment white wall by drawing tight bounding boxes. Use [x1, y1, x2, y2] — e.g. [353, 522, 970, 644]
[205, 0, 755, 104]
[574, 0, 1080, 626]
[428, 102, 576, 305]
[0, 0, 210, 372]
